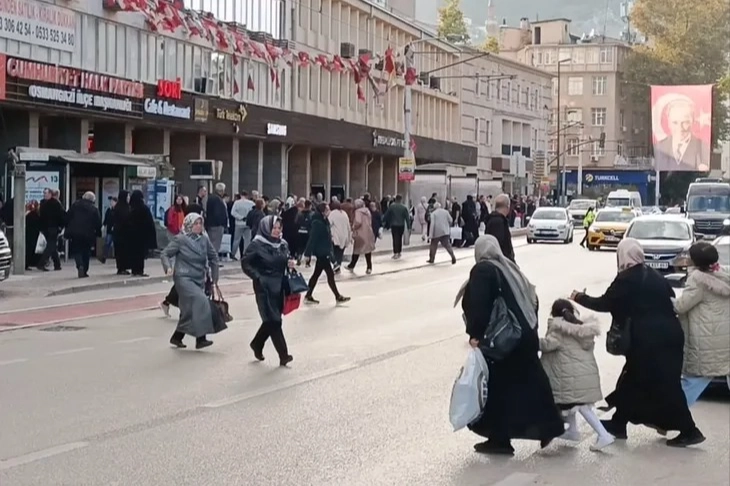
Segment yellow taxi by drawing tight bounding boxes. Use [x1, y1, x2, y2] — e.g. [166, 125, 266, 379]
[586, 207, 640, 251]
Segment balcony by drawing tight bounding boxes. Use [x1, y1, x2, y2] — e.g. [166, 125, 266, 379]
[613, 156, 654, 170]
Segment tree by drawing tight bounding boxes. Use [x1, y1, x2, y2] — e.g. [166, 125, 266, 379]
[437, 0, 469, 43]
[624, 0, 730, 146]
[479, 36, 500, 54]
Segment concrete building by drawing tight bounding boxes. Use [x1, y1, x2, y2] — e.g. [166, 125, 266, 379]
[498, 18, 654, 200]
[460, 49, 552, 195]
[0, 0, 475, 213]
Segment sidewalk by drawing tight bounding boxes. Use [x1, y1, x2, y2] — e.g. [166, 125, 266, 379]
[2, 228, 526, 298]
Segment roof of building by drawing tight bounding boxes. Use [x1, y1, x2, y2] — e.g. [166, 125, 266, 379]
[531, 18, 572, 25]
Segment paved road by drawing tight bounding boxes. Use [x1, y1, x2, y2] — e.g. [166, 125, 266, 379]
[1, 240, 727, 485]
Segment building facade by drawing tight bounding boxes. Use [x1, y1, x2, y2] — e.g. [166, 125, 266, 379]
[460, 49, 552, 195]
[498, 18, 653, 198]
[0, 0, 475, 212]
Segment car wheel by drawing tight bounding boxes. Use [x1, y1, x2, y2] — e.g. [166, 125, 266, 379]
[587, 244, 595, 251]
[527, 238, 533, 244]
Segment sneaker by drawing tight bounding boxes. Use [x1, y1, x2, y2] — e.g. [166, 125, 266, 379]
[304, 296, 320, 304]
[160, 302, 171, 318]
[590, 434, 615, 451]
[366, 268, 372, 275]
[666, 428, 706, 448]
[336, 295, 351, 304]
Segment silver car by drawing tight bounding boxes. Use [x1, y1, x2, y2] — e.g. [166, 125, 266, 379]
[625, 215, 697, 273]
[527, 207, 574, 244]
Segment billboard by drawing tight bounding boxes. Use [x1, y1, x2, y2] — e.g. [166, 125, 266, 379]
[651, 84, 712, 172]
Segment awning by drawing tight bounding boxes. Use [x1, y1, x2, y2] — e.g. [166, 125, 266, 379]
[15, 147, 162, 167]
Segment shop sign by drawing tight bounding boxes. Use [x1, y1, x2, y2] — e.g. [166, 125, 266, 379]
[372, 130, 406, 149]
[398, 157, 415, 182]
[585, 173, 619, 183]
[143, 98, 190, 119]
[215, 104, 247, 122]
[156, 78, 182, 100]
[194, 98, 208, 122]
[6, 57, 144, 98]
[136, 166, 157, 178]
[28, 84, 134, 112]
[0, 0, 76, 52]
[267, 123, 287, 136]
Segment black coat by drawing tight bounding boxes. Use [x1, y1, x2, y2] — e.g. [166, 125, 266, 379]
[205, 193, 228, 228]
[65, 199, 102, 243]
[241, 238, 290, 323]
[485, 211, 515, 262]
[126, 204, 157, 252]
[462, 261, 564, 442]
[575, 264, 696, 432]
[304, 212, 333, 259]
[281, 206, 299, 246]
[39, 198, 65, 232]
[246, 209, 265, 235]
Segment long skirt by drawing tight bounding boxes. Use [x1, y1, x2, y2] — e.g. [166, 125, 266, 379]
[174, 276, 214, 338]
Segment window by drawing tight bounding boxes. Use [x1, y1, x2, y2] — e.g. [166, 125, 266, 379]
[106, 23, 116, 74]
[586, 48, 598, 63]
[475, 75, 481, 96]
[486, 79, 493, 99]
[599, 47, 613, 63]
[572, 49, 585, 64]
[309, 66, 319, 101]
[591, 108, 607, 126]
[330, 71, 338, 105]
[474, 117, 480, 143]
[165, 39, 177, 80]
[297, 66, 305, 98]
[592, 76, 607, 95]
[485, 120, 492, 145]
[320, 68, 329, 103]
[567, 77, 583, 95]
[567, 138, 580, 156]
[126, 27, 139, 81]
[567, 109, 582, 123]
[534, 50, 544, 65]
[619, 109, 625, 128]
[591, 141, 606, 156]
[500, 80, 508, 100]
[617, 141, 623, 156]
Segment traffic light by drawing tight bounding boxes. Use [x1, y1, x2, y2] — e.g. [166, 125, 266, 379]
[598, 132, 606, 149]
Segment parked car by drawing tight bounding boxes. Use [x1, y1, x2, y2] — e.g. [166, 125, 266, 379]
[625, 216, 697, 274]
[0, 227, 11, 282]
[526, 207, 574, 244]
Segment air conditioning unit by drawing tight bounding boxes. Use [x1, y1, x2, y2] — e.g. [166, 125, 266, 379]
[273, 39, 296, 50]
[194, 77, 215, 94]
[429, 76, 441, 90]
[591, 156, 599, 163]
[340, 42, 355, 59]
[622, 126, 627, 132]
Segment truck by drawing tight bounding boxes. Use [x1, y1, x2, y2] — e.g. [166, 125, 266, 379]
[685, 178, 730, 237]
[0, 225, 11, 282]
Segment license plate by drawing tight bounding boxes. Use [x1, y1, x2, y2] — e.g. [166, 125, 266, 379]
[646, 261, 669, 269]
[604, 235, 619, 242]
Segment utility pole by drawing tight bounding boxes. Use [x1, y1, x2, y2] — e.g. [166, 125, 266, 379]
[556, 58, 571, 205]
[10, 150, 26, 275]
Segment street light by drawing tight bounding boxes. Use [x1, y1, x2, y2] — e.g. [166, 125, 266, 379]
[556, 57, 571, 205]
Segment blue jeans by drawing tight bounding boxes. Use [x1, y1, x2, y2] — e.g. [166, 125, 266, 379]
[103, 233, 114, 258]
[682, 375, 730, 406]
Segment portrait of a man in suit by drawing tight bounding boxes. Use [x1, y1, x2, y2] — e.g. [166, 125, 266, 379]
[654, 99, 710, 172]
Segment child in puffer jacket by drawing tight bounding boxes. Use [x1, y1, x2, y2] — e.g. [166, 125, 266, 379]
[540, 299, 615, 451]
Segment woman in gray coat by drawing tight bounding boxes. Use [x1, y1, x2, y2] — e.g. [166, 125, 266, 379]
[242, 215, 295, 366]
[161, 213, 219, 350]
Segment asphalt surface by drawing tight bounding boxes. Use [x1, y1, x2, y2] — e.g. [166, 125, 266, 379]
[1, 239, 728, 486]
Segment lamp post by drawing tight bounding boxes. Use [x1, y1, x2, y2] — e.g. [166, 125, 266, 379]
[556, 57, 571, 205]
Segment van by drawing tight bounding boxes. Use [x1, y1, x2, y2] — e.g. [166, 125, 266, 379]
[685, 180, 730, 236]
[605, 190, 642, 209]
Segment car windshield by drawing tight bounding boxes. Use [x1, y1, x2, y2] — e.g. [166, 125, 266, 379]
[627, 221, 691, 240]
[568, 200, 593, 210]
[595, 211, 635, 223]
[717, 242, 730, 266]
[606, 198, 630, 207]
[532, 210, 566, 220]
[687, 195, 730, 212]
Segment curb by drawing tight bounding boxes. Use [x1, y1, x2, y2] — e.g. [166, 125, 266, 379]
[45, 229, 528, 297]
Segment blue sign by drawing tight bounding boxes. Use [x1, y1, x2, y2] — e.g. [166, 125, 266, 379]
[564, 170, 653, 186]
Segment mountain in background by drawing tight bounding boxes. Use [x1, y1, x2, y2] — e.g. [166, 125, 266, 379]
[416, 0, 625, 39]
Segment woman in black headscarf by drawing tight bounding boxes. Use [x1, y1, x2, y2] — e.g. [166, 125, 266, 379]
[241, 215, 295, 366]
[126, 190, 157, 277]
[113, 190, 131, 275]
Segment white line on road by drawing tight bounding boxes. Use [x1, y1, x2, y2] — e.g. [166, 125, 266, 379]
[492, 473, 540, 486]
[0, 358, 28, 366]
[47, 347, 94, 356]
[0, 442, 89, 471]
[115, 337, 152, 344]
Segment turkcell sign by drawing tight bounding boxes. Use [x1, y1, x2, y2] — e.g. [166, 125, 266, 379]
[593, 174, 619, 182]
[144, 98, 190, 119]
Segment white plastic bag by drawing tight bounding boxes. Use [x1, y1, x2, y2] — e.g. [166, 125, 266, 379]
[35, 233, 47, 255]
[450, 226, 463, 241]
[449, 348, 489, 431]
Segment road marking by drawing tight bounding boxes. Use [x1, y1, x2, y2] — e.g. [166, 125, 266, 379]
[492, 473, 540, 486]
[115, 337, 152, 344]
[202, 363, 358, 408]
[0, 358, 28, 366]
[0, 441, 89, 471]
[47, 347, 94, 356]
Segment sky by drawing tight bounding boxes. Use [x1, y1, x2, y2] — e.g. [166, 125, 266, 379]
[183, 0, 283, 38]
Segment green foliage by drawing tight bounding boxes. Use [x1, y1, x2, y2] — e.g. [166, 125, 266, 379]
[479, 37, 500, 54]
[437, 0, 469, 43]
[625, 0, 730, 146]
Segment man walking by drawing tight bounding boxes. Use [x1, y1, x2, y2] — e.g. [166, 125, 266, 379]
[485, 194, 515, 263]
[230, 190, 254, 259]
[427, 202, 456, 265]
[383, 194, 410, 259]
[205, 182, 228, 254]
[37, 188, 65, 271]
[65, 192, 102, 278]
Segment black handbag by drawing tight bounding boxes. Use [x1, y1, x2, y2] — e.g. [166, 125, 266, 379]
[209, 284, 233, 334]
[606, 317, 631, 356]
[480, 274, 523, 361]
[284, 269, 309, 295]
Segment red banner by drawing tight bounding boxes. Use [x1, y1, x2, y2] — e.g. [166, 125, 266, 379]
[651, 84, 712, 172]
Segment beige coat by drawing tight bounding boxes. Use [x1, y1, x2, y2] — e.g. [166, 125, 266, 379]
[328, 209, 352, 248]
[674, 269, 730, 377]
[352, 207, 376, 255]
[540, 316, 603, 405]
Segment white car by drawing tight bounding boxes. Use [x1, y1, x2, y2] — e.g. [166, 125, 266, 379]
[527, 207, 574, 244]
[567, 199, 598, 226]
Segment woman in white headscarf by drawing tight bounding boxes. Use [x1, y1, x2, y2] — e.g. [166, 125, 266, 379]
[455, 235, 564, 455]
[572, 238, 705, 448]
